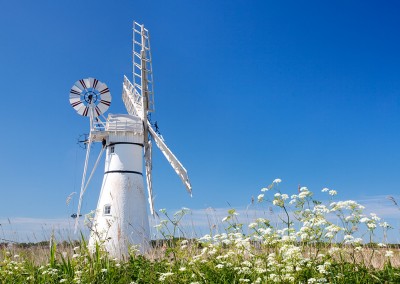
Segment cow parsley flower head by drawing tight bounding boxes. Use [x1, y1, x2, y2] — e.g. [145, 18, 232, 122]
[273, 178, 282, 184]
[159, 272, 174, 281]
[248, 222, 258, 229]
[385, 250, 394, 258]
[328, 190, 337, 196]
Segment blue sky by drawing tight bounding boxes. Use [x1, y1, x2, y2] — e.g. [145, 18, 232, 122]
[1, 1, 400, 242]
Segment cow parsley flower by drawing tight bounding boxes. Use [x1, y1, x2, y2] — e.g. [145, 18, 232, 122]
[159, 272, 174, 281]
[385, 250, 394, 258]
[328, 190, 337, 196]
[248, 222, 257, 229]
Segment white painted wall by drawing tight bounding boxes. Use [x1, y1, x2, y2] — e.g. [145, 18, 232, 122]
[89, 115, 150, 258]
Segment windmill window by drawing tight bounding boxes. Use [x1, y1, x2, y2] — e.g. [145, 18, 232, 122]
[103, 205, 111, 215]
[110, 146, 115, 154]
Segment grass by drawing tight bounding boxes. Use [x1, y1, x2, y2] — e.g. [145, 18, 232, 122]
[1, 180, 400, 283]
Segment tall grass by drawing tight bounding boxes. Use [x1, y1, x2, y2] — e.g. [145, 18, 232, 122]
[1, 180, 399, 283]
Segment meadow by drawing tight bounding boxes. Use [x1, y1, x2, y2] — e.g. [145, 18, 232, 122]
[1, 180, 399, 283]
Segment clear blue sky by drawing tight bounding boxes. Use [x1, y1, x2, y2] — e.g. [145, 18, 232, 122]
[1, 1, 400, 241]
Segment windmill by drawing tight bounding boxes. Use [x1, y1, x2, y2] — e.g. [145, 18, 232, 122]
[69, 22, 192, 258]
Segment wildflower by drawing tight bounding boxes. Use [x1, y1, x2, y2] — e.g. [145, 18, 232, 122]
[179, 266, 186, 271]
[272, 198, 284, 207]
[321, 188, 329, 192]
[385, 250, 394, 258]
[199, 234, 212, 242]
[159, 272, 174, 281]
[261, 187, 269, 192]
[354, 238, 363, 244]
[370, 213, 381, 221]
[159, 208, 167, 214]
[115, 263, 121, 267]
[379, 222, 390, 228]
[273, 178, 282, 183]
[72, 254, 80, 258]
[153, 224, 163, 230]
[60, 280, 67, 283]
[328, 190, 337, 196]
[378, 243, 386, 247]
[216, 264, 224, 269]
[248, 222, 257, 229]
[299, 189, 312, 199]
[101, 268, 107, 272]
[242, 260, 252, 267]
[257, 194, 264, 202]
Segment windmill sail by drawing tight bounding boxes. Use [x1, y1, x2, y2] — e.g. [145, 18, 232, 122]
[144, 140, 155, 216]
[123, 75, 192, 197]
[147, 122, 192, 195]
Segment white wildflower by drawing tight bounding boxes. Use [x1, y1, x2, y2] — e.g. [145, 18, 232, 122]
[321, 188, 329, 192]
[385, 250, 394, 258]
[159, 272, 174, 281]
[242, 260, 252, 267]
[370, 213, 381, 221]
[379, 222, 390, 228]
[248, 222, 257, 229]
[273, 178, 282, 183]
[257, 194, 264, 202]
[328, 190, 337, 196]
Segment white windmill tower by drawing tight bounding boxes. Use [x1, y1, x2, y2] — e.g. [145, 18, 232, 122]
[69, 22, 192, 258]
